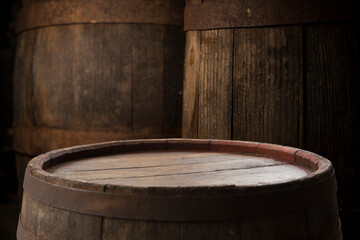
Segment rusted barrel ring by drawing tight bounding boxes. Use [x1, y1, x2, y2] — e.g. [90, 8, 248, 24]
[16, 0, 184, 34]
[22, 139, 336, 221]
[184, 0, 359, 31]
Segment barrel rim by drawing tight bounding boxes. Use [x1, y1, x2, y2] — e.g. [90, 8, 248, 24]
[22, 139, 336, 221]
[26, 138, 333, 194]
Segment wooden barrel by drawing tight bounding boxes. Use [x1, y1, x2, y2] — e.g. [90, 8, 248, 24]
[18, 139, 342, 239]
[13, 0, 185, 193]
[182, 0, 359, 235]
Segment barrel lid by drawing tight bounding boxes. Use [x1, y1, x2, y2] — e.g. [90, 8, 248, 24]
[24, 139, 336, 221]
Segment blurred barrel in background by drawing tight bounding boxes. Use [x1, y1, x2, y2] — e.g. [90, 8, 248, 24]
[13, 0, 185, 196]
[182, 0, 359, 238]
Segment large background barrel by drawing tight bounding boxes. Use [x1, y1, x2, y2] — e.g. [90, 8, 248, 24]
[18, 139, 342, 240]
[13, 0, 185, 194]
[182, 0, 359, 238]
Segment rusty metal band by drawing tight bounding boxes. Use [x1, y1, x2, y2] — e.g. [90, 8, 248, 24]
[17, 215, 34, 240]
[184, 0, 359, 31]
[23, 170, 337, 221]
[13, 126, 176, 156]
[16, 0, 184, 34]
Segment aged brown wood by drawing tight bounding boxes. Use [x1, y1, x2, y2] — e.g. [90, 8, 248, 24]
[13, 0, 185, 194]
[16, 0, 183, 34]
[184, 0, 359, 31]
[198, 29, 233, 139]
[18, 139, 341, 239]
[304, 22, 360, 208]
[182, 1, 359, 235]
[233, 26, 303, 147]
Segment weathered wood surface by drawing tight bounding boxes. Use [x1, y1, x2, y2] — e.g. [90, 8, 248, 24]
[18, 140, 341, 240]
[47, 151, 307, 186]
[198, 29, 233, 139]
[304, 23, 360, 209]
[21, 193, 103, 240]
[13, 1, 185, 156]
[183, 23, 303, 147]
[233, 26, 303, 147]
[182, 1, 359, 232]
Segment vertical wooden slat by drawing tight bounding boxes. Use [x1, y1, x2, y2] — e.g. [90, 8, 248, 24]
[238, 210, 308, 240]
[163, 26, 185, 136]
[304, 23, 360, 235]
[13, 31, 36, 128]
[182, 0, 202, 138]
[182, 30, 201, 138]
[306, 197, 341, 240]
[131, 24, 164, 133]
[305, 23, 360, 156]
[21, 193, 103, 240]
[232, 26, 303, 147]
[198, 29, 233, 139]
[102, 218, 179, 240]
[32, 24, 134, 131]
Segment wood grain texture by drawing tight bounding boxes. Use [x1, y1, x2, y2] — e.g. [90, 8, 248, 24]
[13, 30, 36, 128]
[14, 22, 184, 155]
[181, 2, 359, 233]
[46, 151, 307, 187]
[18, 140, 340, 240]
[182, 30, 200, 138]
[131, 24, 164, 132]
[198, 28, 233, 139]
[102, 217, 179, 240]
[163, 26, 185, 135]
[233, 26, 303, 147]
[306, 197, 341, 240]
[21, 193, 102, 240]
[237, 210, 308, 240]
[304, 23, 360, 216]
[304, 23, 360, 155]
[181, 0, 203, 138]
[32, 24, 133, 131]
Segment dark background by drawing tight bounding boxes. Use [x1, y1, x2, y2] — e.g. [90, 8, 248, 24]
[0, 1, 20, 240]
[0, 1, 359, 239]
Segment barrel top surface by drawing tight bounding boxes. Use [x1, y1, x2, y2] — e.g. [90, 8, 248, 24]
[46, 151, 309, 188]
[23, 139, 336, 221]
[26, 139, 333, 193]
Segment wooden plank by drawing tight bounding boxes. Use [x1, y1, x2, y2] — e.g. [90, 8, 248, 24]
[304, 22, 360, 155]
[21, 193, 102, 240]
[162, 26, 185, 137]
[32, 24, 133, 131]
[238, 209, 308, 240]
[232, 25, 303, 147]
[49, 157, 286, 181]
[85, 164, 307, 187]
[102, 218, 179, 240]
[306, 197, 341, 239]
[131, 24, 164, 133]
[12, 31, 36, 128]
[181, 0, 202, 138]
[179, 210, 308, 240]
[198, 28, 233, 139]
[47, 151, 278, 172]
[182, 30, 200, 138]
[179, 221, 241, 240]
[304, 22, 360, 215]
